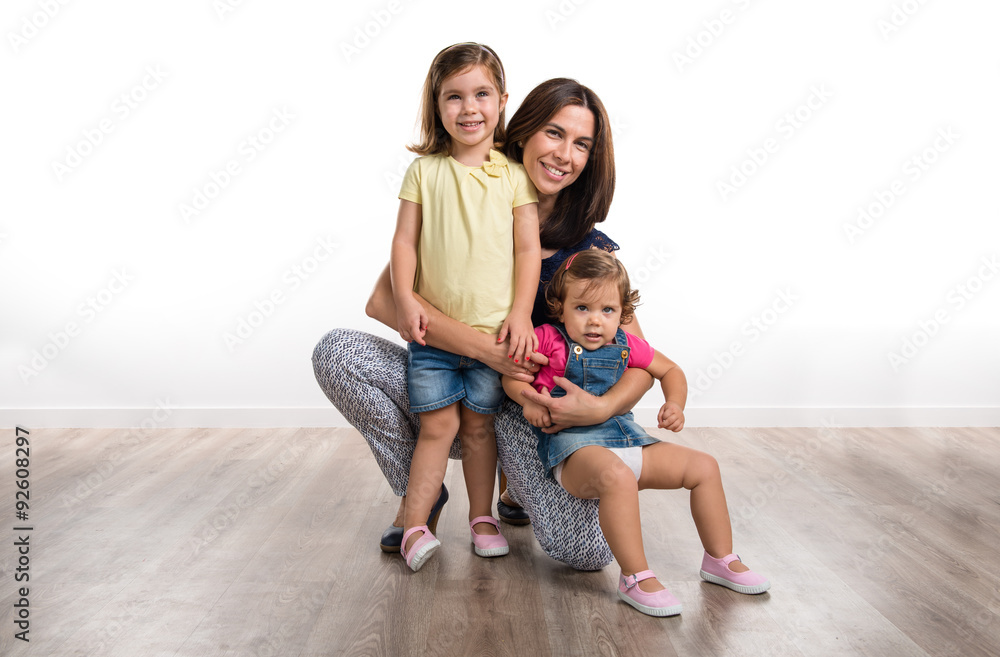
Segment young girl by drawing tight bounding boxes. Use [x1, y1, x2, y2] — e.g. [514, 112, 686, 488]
[503, 250, 769, 616]
[391, 43, 541, 571]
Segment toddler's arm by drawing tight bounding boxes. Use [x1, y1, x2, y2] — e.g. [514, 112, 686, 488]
[502, 375, 553, 429]
[498, 202, 541, 364]
[389, 200, 428, 345]
[644, 351, 688, 432]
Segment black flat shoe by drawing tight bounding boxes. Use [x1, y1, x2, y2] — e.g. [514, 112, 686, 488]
[497, 493, 530, 526]
[379, 484, 449, 553]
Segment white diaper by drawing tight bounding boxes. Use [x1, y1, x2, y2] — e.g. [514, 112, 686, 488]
[553, 445, 644, 498]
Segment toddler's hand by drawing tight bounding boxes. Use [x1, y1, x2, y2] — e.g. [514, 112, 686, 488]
[522, 397, 552, 429]
[657, 402, 685, 432]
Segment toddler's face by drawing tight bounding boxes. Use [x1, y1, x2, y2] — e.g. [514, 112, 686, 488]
[559, 279, 623, 350]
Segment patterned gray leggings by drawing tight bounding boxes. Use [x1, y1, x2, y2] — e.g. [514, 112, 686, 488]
[311, 328, 613, 570]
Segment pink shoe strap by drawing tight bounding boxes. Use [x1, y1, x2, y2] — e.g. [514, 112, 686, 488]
[622, 570, 656, 589]
[719, 553, 741, 566]
[469, 516, 500, 533]
[401, 525, 429, 558]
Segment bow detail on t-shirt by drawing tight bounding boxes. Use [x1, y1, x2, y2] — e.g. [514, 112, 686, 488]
[470, 149, 507, 184]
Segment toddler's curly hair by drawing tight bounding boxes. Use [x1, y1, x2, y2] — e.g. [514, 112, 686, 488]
[545, 249, 640, 325]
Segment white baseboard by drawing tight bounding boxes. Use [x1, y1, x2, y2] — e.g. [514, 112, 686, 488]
[2, 406, 998, 429]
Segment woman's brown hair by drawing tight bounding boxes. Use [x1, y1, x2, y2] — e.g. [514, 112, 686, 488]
[545, 249, 639, 326]
[505, 78, 615, 250]
[408, 43, 507, 157]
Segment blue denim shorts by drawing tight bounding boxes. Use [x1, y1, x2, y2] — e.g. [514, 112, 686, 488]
[407, 342, 504, 414]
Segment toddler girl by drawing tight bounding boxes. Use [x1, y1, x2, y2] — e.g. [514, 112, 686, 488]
[503, 249, 769, 616]
[391, 43, 540, 571]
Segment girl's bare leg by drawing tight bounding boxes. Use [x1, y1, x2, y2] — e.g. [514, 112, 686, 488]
[559, 446, 664, 592]
[459, 405, 499, 535]
[637, 442, 748, 573]
[403, 403, 460, 552]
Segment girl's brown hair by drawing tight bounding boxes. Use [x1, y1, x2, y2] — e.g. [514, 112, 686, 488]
[545, 249, 640, 325]
[505, 78, 615, 250]
[408, 43, 507, 157]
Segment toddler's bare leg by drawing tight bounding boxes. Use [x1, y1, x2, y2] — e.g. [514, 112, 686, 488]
[638, 442, 748, 573]
[559, 446, 664, 592]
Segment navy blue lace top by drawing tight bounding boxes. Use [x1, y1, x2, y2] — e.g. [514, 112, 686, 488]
[531, 228, 620, 326]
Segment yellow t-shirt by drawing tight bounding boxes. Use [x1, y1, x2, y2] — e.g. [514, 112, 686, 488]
[399, 150, 537, 335]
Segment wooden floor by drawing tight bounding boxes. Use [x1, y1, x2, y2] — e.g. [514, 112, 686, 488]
[1, 426, 998, 657]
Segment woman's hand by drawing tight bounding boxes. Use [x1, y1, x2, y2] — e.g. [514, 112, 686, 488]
[498, 311, 538, 365]
[519, 375, 608, 433]
[479, 334, 539, 382]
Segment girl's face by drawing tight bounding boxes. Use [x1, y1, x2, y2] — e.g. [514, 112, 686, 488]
[520, 104, 595, 199]
[559, 278, 623, 350]
[437, 65, 507, 164]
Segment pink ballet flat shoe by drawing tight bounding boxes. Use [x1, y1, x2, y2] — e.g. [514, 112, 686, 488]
[401, 525, 440, 572]
[699, 552, 770, 594]
[617, 570, 682, 617]
[469, 516, 509, 557]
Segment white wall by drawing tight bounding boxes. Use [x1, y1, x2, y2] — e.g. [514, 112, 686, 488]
[2, 0, 998, 428]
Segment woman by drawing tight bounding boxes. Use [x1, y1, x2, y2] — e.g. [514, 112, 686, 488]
[313, 78, 653, 570]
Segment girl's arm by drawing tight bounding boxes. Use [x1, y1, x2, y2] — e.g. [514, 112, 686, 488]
[389, 200, 428, 344]
[366, 263, 537, 383]
[645, 349, 688, 432]
[498, 202, 541, 364]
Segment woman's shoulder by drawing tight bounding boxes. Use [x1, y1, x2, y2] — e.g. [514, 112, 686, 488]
[579, 228, 620, 253]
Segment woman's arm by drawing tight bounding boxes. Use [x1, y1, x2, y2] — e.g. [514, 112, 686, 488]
[521, 367, 654, 433]
[366, 263, 537, 382]
[518, 310, 654, 433]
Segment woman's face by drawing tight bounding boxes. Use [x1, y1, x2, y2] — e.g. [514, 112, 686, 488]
[520, 104, 596, 199]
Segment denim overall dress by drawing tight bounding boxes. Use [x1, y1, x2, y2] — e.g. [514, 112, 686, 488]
[534, 323, 660, 476]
